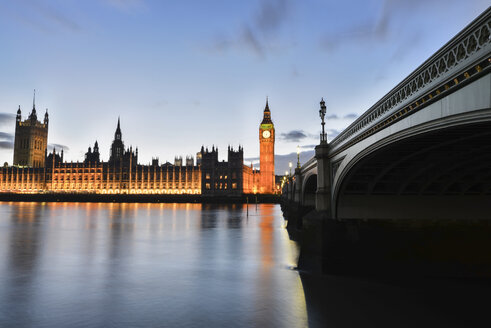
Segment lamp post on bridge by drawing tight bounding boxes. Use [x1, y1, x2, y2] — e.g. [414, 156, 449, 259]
[297, 145, 301, 169]
[315, 98, 332, 213]
[319, 98, 327, 144]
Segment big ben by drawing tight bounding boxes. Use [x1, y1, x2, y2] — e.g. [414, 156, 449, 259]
[259, 98, 275, 194]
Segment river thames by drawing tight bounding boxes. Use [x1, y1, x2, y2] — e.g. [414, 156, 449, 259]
[0, 202, 489, 327]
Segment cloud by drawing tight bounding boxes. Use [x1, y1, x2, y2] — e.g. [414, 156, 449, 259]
[255, 0, 290, 33]
[240, 26, 265, 56]
[0, 132, 14, 149]
[320, 0, 427, 52]
[280, 130, 308, 142]
[325, 113, 358, 120]
[0, 113, 15, 126]
[244, 156, 259, 162]
[343, 113, 358, 120]
[210, 0, 291, 56]
[34, 2, 80, 31]
[0, 0, 80, 33]
[48, 143, 69, 152]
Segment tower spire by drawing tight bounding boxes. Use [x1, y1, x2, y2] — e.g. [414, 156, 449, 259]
[114, 116, 122, 141]
[33, 89, 36, 110]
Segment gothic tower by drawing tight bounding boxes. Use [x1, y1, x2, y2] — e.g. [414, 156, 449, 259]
[109, 117, 124, 163]
[259, 98, 275, 193]
[13, 90, 49, 167]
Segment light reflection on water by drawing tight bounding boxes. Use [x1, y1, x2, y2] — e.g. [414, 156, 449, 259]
[0, 202, 307, 327]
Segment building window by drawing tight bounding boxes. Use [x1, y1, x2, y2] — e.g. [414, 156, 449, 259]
[205, 183, 210, 190]
[232, 183, 237, 189]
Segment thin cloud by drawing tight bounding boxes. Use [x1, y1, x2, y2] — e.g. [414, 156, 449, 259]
[48, 143, 69, 152]
[244, 156, 259, 162]
[0, 113, 15, 126]
[325, 113, 358, 120]
[320, 0, 429, 52]
[0, 132, 14, 149]
[280, 130, 308, 142]
[255, 0, 290, 33]
[240, 26, 264, 56]
[210, 0, 291, 57]
[343, 113, 358, 120]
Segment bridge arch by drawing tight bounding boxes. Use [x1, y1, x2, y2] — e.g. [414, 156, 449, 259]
[302, 173, 317, 207]
[333, 114, 491, 220]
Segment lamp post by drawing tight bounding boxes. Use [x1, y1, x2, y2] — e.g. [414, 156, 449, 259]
[296, 145, 301, 168]
[319, 98, 327, 144]
[289, 162, 292, 176]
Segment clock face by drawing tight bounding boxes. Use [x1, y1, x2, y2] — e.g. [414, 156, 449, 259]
[262, 130, 271, 139]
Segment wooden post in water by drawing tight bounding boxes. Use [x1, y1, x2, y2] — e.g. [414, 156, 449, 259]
[255, 195, 258, 211]
[246, 197, 249, 216]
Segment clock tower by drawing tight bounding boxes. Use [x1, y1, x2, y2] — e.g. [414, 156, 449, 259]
[259, 98, 275, 194]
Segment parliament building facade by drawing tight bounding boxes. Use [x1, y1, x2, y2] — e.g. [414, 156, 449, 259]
[0, 96, 279, 195]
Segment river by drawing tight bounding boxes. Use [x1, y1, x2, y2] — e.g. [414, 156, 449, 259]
[0, 202, 489, 327]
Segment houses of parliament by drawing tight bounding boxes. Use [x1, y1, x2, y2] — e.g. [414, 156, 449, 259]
[0, 93, 279, 195]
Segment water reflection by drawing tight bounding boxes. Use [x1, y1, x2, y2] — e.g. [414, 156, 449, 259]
[0, 202, 307, 327]
[0, 203, 44, 326]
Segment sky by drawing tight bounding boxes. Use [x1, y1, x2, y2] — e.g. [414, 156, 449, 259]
[0, 0, 489, 174]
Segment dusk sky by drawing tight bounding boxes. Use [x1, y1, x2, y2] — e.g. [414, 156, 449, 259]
[0, 0, 488, 174]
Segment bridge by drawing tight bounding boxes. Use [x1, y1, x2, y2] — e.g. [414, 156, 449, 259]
[283, 8, 491, 222]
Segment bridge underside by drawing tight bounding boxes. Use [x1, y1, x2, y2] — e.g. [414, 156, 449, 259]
[337, 120, 491, 220]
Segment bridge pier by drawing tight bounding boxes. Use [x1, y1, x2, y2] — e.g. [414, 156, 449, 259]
[295, 142, 333, 272]
[293, 167, 303, 203]
[314, 143, 331, 214]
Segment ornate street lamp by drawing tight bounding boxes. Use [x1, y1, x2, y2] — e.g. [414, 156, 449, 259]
[319, 98, 327, 144]
[289, 162, 292, 176]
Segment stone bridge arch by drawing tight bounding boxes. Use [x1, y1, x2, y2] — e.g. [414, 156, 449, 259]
[301, 173, 317, 207]
[333, 112, 491, 220]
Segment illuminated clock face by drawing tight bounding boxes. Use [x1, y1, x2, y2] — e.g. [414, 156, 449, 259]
[262, 130, 271, 138]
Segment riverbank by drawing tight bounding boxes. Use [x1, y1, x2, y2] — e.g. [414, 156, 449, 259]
[0, 192, 280, 204]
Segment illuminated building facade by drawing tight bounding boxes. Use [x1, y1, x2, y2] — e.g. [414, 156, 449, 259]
[259, 99, 275, 193]
[200, 99, 277, 195]
[13, 91, 49, 168]
[200, 145, 251, 196]
[1, 118, 200, 194]
[1, 97, 279, 195]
